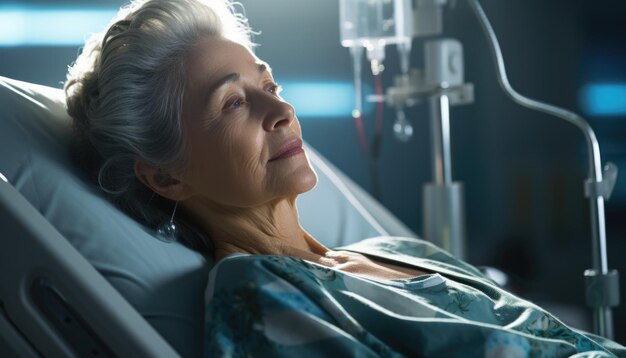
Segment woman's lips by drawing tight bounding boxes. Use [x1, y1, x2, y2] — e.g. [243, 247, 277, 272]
[269, 138, 304, 162]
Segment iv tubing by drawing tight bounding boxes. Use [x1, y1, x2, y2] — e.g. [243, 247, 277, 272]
[350, 46, 364, 119]
[350, 46, 369, 154]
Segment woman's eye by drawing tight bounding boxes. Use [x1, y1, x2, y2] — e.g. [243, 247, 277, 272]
[268, 83, 282, 95]
[225, 96, 245, 110]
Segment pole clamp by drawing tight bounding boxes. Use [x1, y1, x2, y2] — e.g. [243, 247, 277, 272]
[584, 162, 618, 200]
[584, 269, 620, 308]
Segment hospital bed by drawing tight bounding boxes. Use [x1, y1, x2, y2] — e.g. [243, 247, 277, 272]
[0, 76, 416, 357]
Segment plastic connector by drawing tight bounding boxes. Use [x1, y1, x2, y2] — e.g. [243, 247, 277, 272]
[585, 162, 618, 200]
[584, 269, 620, 308]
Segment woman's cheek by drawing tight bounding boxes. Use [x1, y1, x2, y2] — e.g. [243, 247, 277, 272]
[293, 117, 302, 137]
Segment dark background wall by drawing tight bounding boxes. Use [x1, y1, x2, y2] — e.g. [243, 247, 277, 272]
[1, 0, 624, 343]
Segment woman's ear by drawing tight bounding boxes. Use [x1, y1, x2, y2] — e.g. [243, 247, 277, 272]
[134, 160, 192, 201]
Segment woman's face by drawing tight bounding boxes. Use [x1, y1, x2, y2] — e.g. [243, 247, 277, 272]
[178, 36, 317, 208]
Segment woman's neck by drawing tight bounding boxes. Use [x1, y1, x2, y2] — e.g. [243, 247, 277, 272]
[183, 196, 329, 261]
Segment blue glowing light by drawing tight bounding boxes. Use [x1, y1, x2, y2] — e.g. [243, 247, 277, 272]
[0, 6, 369, 120]
[580, 83, 626, 116]
[280, 82, 372, 118]
[0, 6, 117, 46]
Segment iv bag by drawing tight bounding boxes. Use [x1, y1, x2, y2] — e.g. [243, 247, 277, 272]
[339, 0, 413, 52]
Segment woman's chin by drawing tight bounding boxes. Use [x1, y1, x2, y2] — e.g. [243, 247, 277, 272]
[266, 161, 318, 200]
[292, 164, 318, 194]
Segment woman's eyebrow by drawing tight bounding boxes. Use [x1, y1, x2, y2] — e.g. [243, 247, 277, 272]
[257, 62, 271, 74]
[204, 62, 272, 103]
[204, 72, 240, 102]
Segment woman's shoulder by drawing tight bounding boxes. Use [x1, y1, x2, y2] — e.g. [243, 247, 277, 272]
[206, 253, 326, 294]
[208, 253, 294, 282]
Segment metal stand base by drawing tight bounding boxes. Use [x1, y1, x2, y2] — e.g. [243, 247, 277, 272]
[423, 182, 466, 260]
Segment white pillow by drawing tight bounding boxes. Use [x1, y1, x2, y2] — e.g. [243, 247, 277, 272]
[0, 77, 209, 356]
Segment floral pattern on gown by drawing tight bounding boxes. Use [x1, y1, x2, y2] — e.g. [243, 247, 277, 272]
[204, 236, 625, 357]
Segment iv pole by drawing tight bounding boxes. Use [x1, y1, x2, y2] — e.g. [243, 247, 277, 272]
[421, 37, 471, 261]
[340, 0, 619, 338]
[384, 1, 475, 261]
[467, 0, 620, 339]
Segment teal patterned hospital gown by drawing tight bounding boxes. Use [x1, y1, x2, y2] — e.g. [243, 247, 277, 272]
[204, 236, 625, 357]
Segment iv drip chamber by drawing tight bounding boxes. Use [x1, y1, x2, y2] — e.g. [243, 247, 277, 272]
[340, 0, 413, 75]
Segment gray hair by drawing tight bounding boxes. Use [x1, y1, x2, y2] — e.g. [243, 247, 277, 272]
[65, 0, 253, 252]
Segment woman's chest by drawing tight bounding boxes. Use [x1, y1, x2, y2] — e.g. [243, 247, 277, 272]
[320, 250, 431, 282]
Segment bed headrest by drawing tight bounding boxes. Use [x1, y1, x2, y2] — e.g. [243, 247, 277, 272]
[0, 77, 210, 355]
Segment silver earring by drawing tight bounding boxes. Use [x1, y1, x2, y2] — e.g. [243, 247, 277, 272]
[156, 201, 178, 243]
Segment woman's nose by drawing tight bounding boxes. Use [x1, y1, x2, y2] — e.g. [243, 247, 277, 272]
[260, 93, 296, 132]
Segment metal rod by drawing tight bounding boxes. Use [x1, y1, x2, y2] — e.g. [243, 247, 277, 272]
[430, 94, 452, 185]
[590, 196, 612, 338]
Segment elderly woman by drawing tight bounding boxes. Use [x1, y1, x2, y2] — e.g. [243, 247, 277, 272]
[65, 0, 624, 356]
